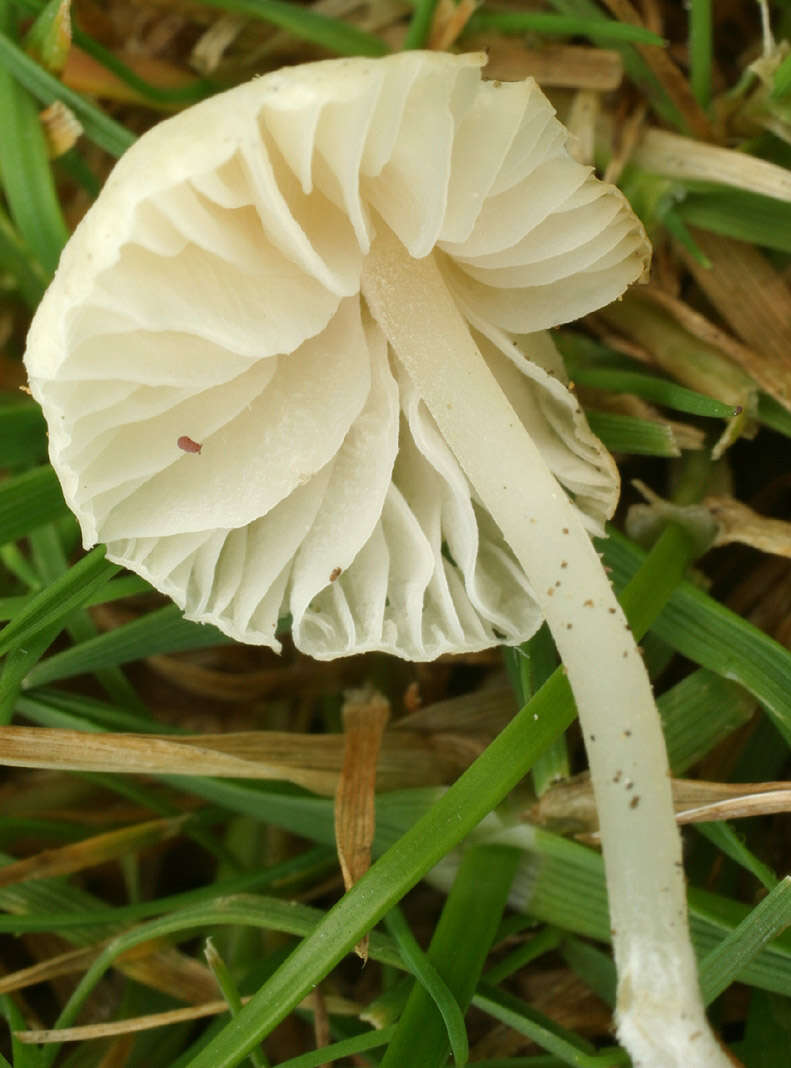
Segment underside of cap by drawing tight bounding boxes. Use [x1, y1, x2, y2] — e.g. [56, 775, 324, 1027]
[24, 50, 648, 661]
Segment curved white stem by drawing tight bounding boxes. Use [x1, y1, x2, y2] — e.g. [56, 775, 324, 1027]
[361, 225, 730, 1068]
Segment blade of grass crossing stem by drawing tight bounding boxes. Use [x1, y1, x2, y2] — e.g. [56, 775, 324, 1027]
[473, 984, 626, 1067]
[699, 878, 791, 1005]
[0, 546, 119, 657]
[24, 603, 230, 686]
[0, 30, 135, 155]
[0, 465, 67, 545]
[382, 845, 520, 1068]
[695, 822, 778, 894]
[465, 11, 664, 46]
[0, 9, 68, 275]
[194, 0, 388, 56]
[176, 524, 697, 1068]
[688, 0, 712, 109]
[600, 528, 791, 743]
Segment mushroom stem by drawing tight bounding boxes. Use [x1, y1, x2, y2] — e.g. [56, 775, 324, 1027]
[361, 225, 729, 1068]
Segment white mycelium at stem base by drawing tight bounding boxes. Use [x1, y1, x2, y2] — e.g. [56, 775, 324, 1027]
[362, 224, 728, 1068]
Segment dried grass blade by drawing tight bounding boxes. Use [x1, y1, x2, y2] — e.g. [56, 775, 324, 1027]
[0, 815, 187, 888]
[0, 726, 455, 792]
[678, 231, 791, 410]
[335, 687, 390, 960]
[707, 496, 791, 557]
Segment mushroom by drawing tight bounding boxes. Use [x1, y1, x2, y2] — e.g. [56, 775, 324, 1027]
[23, 51, 728, 1067]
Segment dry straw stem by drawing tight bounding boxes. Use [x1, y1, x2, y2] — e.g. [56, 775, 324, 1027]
[706, 496, 791, 558]
[636, 284, 782, 406]
[0, 938, 216, 1003]
[531, 775, 791, 834]
[466, 37, 624, 90]
[596, 292, 757, 412]
[0, 724, 465, 792]
[15, 990, 361, 1044]
[678, 232, 791, 410]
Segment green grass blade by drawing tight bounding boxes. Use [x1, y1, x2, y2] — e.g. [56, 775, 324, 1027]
[0, 8, 68, 275]
[678, 187, 791, 253]
[258, 1027, 395, 1068]
[473, 984, 625, 1068]
[659, 668, 755, 774]
[0, 994, 37, 1068]
[0, 399, 47, 466]
[466, 11, 665, 46]
[485, 927, 563, 986]
[0, 465, 67, 544]
[688, 0, 712, 108]
[561, 938, 617, 1007]
[25, 603, 230, 686]
[758, 392, 791, 438]
[0, 546, 118, 657]
[699, 878, 791, 1005]
[571, 368, 737, 418]
[0, 847, 334, 933]
[403, 0, 439, 49]
[0, 575, 151, 623]
[194, 0, 388, 56]
[600, 529, 791, 744]
[0, 203, 48, 307]
[383, 845, 519, 1067]
[695, 822, 777, 893]
[0, 29, 135, 156]
[382, 905, 469, 1067]
[585, 411, 680, 457]
[739, 991, 791, 1068]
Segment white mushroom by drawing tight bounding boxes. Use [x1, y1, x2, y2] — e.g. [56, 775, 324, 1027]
[24, 51, 728, 1067]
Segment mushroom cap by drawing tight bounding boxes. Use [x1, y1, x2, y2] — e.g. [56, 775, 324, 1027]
[24, 51, 649, 661]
